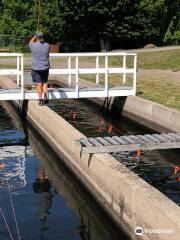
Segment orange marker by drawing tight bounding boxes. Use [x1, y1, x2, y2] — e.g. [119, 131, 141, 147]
[136, 149, 141, 157]
[72, 112, 77, 120]
[100, 119, 104, 126]
[174, 165, 180, 175]
[0, 162, 5, 171]
[98, 126, 103, 133]
[108, 124, 113, 133]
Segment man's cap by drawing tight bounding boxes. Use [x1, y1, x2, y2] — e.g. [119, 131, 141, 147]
[36, 31, 44, 38]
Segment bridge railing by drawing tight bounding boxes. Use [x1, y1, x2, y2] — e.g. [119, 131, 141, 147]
[50, 52, 137, 97]
[0, 53, 24, 93]
[0, 52, 136, 99]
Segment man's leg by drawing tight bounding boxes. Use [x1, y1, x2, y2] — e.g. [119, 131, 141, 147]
[43, 83, 48, 103]
[42, 69, 49, 103]
[43, 83, 48, 94]
[36, 83, 43, 105]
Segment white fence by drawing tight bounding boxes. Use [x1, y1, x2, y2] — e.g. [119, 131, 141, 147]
[50, 52, 137, 96]
[0, 53, 24, 90]
[0, 52, 137, 100]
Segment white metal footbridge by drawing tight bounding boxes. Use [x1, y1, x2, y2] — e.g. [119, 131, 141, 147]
[0, 52, 137, 100]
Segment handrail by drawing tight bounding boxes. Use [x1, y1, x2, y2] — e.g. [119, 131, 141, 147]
[0, 53, 23, 57]
[50, 52, 136, 57]
[49, 52, 137, 97]
[0, 52, 136, 100]
[0, 53, 24, 98]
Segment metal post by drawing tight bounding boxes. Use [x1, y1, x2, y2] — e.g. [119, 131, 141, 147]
[133, 54, 137, 95]
[123, 54, 126, 85]
[96, 56, 99, 86]
[75, 56, 79, 98]
[20, 55, 24, 98]
[105, 55, 108, 97]
[68, 56, 72, 86]
[17, 56, 20, 87]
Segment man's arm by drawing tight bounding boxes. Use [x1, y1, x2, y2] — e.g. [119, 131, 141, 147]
[29, 35, 37, 44]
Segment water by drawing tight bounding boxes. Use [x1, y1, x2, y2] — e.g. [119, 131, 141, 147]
[0, 102, 128, 240]
[47, 99, 180, 206]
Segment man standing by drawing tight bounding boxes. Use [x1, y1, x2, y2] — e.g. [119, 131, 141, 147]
[29, 32, 50, 106]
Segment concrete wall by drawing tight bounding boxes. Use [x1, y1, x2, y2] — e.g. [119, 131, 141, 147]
[1, 76, 180, 240]
[120, 96, 180, 132]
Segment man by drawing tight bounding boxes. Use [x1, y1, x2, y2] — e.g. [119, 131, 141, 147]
[29, 32, 50, 106]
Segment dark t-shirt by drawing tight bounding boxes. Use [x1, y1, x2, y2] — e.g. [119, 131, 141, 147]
[29, 42, 50, 70]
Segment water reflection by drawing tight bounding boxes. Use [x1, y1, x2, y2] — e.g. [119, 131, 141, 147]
[1, 101, 128, 240]
[76, 209, 91, 240]
[0, 146, 30, 191]
[33, 166, 53, 239]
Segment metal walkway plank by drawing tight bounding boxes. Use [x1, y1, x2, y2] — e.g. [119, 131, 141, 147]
[79, 139, 93, 147]
[168, 133, 180, 141]
[82, 143, 140, 154]
[144, 134, 161, 143]
[88, 138, 103, 146]
[95, 137, 112, 146]
[136, 135, 153, 143]
[120, 136, 137, 144]
[152, 134, 170, 143]
[129, 135, 147, 144]
[160, 134, 177, 142]
[0, 87, 136, 100]
[80, 132, 180, 154]
[104, 136, 120, 145]
[111, 136, 128, 145]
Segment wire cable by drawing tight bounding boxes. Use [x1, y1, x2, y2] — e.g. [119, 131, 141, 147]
[0, 207, 14, 240]
[37, 0, 42, 31]
[3, 162, 22, 240]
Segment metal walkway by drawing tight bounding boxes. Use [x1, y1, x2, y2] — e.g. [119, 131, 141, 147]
[0, 86, 134, 100]
[0, 52, 137, 100]
[79, 133, 180, 154]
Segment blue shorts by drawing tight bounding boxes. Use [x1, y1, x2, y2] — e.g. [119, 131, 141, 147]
[31, 69, 49, 83]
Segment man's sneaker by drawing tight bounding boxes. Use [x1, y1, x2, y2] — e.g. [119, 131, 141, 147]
[44, 93, 49, 104]
[38, 99, 44, 106]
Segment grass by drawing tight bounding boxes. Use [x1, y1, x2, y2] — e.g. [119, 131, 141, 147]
[77, 49, 180, 71]
[106, 49, 180, 70]
[0, 63, 31, 70]
[137, 74, 180, 110]
[137, 50, 180, 70]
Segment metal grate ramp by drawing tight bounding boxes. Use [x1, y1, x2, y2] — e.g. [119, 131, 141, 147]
[79, 133, 180, 154]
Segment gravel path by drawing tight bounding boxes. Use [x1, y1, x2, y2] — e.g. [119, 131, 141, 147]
[138, 69, 180, 83]
[112, 45, 180, 53]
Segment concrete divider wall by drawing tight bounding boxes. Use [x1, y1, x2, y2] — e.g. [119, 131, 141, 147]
[122, 96, 180, 132]
[1, 76, 180, 240]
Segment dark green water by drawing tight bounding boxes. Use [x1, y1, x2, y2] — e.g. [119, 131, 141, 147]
[47, 98, 180, 206]
[0, 102, 129, 240]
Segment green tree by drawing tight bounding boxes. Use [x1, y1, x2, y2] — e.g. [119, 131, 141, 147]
[38, 0, 61, 44]
[140, 0, 180, 45]
[0, 0, 62, 46]
[0, 0, 179, 51]
[58, 0, 143, 51]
